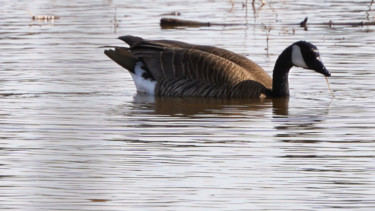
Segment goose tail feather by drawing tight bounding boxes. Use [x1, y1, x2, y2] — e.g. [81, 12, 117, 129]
[104, 47, 138, 73]
[118, 35, 143, 47]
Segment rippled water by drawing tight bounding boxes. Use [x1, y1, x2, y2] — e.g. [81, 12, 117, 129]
[1, 0, 375, 210]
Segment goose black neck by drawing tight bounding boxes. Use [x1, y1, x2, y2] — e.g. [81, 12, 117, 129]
[272, 46, 293, 97]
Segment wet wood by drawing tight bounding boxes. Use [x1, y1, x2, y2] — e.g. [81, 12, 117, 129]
[160, 18, 211, 28]
[89, 199, 109, 202]
[160, 17, 375, 29]
[300, 17, 308, 28]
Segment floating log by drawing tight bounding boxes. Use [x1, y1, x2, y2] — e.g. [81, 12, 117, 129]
[160, 17, 375, 29]
[160, 18, 245, 28]
[160, 18, 211, 28]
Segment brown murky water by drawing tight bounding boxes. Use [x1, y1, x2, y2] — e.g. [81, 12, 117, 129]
[1, 0, 375, 210]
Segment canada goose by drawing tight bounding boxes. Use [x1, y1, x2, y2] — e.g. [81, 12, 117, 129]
[104, 35, 330, 98]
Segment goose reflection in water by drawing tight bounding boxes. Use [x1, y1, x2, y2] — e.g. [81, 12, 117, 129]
[124, 93, 290, 117]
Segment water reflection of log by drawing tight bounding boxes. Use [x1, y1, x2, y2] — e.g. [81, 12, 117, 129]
[160, 17, 375, 29]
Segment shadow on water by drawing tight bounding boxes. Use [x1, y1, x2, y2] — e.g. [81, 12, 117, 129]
[126, 93, 290, 117]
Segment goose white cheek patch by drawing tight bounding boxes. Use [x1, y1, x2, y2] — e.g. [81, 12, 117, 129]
[292, 45, 308, 68]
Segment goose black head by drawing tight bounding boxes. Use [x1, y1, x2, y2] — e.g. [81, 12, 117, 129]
[291, 41, 331, 77]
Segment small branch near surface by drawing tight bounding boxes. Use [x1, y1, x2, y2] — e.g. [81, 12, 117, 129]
[300, 17, 308, 27]
[252, 0, 266, 6]
[300, 17, 308, 31]
[325, 20, 375, 27]
[27, 10, 59, 21]
[111, 7, 119, 32]
[31, 15, 58, 21]
[160, 11, 181, 16]
[301, 16, 375, 28]
[262, 24, 271, 56]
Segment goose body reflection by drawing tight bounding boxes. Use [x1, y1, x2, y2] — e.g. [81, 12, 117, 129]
[125, 93, 289, 117]
[105, 35, 330, 98]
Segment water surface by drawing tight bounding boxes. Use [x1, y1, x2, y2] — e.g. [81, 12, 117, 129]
[1, 0, 375, 210]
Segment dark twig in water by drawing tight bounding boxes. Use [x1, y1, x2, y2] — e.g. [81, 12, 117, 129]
[300, 17, 308, 30]
[110, 8, 119, 32]
[262, 24, 271, 56]
[365, 0, 374, 20]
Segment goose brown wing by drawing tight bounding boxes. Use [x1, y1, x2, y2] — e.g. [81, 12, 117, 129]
[194, 46, 272, 88]
[120, 35, 272, 89]
[131, 46, 261, 87]
[162, 42, 272, 88]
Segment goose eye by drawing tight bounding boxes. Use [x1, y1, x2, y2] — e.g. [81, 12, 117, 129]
[307, 53, 314, 59]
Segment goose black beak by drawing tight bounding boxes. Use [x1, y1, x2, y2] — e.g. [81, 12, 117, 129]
[322, 67, 331, 77]
[312, 60, 331, 77]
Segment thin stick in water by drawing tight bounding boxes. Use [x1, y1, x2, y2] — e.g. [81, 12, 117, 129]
[325, 76, 334, 98]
